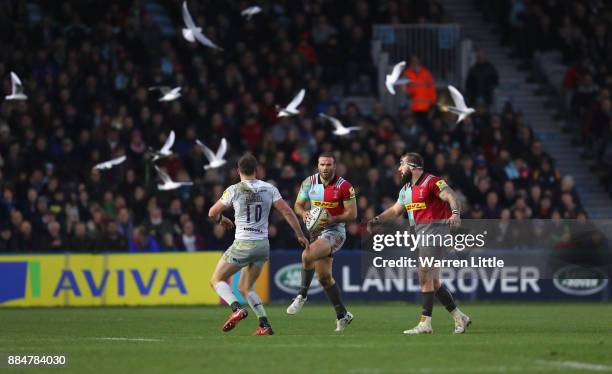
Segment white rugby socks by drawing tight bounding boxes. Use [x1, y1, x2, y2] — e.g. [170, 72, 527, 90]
[213, 282, 238, 306]
[246, 290, 267, 318]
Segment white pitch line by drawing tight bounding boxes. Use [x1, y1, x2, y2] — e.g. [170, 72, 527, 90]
[537, 360, 612, 372]
[93, 337, 163, 342]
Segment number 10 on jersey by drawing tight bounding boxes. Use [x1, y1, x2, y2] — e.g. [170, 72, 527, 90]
[246, 204, 262, 223]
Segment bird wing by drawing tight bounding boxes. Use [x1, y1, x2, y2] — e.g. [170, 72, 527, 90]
[216, 138, 227, 159]
[181, 1, 197, 30]
[160, 130, 175, 153]
[110, 155, 127, 166]
[192, 28, 223, 50]
[286, 89, 305, 111]
[241, 6, 260, 17]
[196, 139, 217, 162]
[155, 166, 172, 183]
[390, 61, 406, 81]
[319, 113, 344, 130]
[448, 85, 468, 111]
[93, 161, 110, 170]
[10, 72, 23, 95]
[385, 77, 396, 95]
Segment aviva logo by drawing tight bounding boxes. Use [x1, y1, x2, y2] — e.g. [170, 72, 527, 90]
[0, 261, 41, 303]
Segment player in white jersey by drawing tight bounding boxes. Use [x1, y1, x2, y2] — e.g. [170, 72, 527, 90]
[209, 154, 309, 335]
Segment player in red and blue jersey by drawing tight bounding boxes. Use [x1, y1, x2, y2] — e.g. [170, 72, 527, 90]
[286, 152, 357, 331]
[369, 152, 471, 335]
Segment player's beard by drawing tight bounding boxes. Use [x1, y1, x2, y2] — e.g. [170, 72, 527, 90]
[320, 170, 333, 181]
[400, 170, 412, 185]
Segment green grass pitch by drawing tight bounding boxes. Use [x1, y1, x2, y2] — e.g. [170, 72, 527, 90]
[1, 302, 611, 373]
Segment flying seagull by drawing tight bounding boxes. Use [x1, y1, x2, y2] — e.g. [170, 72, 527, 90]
[93, 155, 127, 170]
[151, 130, 175, 161]
[155, 166, 193, 190]
[181, 1, 223, 50]
[5, 72, 27, 100]
[440, 85, 475, 124]
[181, 26, 202, 42]
[385, 61, 410, 95]
[319, 113, 360, 136]
[196, 138, 227, 170]
[277, 89, 305, 117]
[149, 86, 181, 102]
[241, 6, 262, 20]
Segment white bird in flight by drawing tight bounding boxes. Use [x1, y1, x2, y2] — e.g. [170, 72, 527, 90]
[181, 1, 223, 50]
[93, 155, 127, 170]
[149, 86, 182, 102]
[181, 26, 202, 42]
[151, 130, 175, 161]
[241, 6, 262, 20]
[6, 72, 27, 100]
[442, 85, 476, 124]
[277, 89, 305, 117]
[385, 61, 411, 95]
[319, 113, 360, 136]
[155, 166, 193, 191]
[196, 138, 228, 170]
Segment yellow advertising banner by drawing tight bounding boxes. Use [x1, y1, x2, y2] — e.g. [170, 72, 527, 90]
[0, 252, 269, 307]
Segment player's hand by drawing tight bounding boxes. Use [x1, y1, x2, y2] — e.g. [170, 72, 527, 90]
[448, 213, 461, 228]
[297, 235, 309, 249]
[366, 219, 374, 234]
[319, 215, 334, 228]
[220, 216, 235, 230]
[302, 210, 310, 224]
[366, 216, 380, 234]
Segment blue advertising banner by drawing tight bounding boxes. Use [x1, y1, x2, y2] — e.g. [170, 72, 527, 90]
[269, 250, 611, 302]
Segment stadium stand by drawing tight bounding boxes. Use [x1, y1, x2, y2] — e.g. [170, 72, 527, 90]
[0, 0, 589, 252]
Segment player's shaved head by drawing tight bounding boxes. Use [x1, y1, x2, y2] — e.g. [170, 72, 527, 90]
[238, 153, 257, 176]
[318, 151, 336, 163]
[401, 152, 424, 169]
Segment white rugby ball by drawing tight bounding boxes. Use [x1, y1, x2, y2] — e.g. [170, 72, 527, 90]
[305, 206, 329, 234]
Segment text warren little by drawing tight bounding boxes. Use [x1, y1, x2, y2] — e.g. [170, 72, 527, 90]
[373, 256, 505, 268]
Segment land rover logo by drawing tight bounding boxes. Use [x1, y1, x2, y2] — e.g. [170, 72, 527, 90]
[553, 266, 608, 296]
[274, 263, 324, 295]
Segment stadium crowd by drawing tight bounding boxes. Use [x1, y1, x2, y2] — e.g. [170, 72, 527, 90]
[481, 0, 612, 194]
[0, 0, 586, 253]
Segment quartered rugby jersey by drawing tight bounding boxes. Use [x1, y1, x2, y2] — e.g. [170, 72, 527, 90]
[397, 172, 451, 225]
[297, 174, 356, 219]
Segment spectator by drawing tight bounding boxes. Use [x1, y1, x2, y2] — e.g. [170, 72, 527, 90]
[145, 207, 173, 244]
[40, 221, 64, 251]
[178, 220, 204, 252]
[405, 56, 437, 124]
[66, 222, 95, 252]
[206, 224, 232, 250]
[128, 226, 160, 253]
[98, 221, 127, 251]
[466, 49, 499, 107]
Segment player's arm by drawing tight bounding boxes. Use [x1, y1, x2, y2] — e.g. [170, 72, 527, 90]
[375, 203, 405, 222]
[208, 189, 235, 229]
[294, 178, 311, 223]
[438, 184, 461, 228]
[327, 200, 357, 224]
[274, 199, 309, 249]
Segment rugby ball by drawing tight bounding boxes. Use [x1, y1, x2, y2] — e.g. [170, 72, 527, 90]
[305, 206, 329, 235]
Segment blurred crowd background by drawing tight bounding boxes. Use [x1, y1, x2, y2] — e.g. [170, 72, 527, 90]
[0, 0, 598, 253]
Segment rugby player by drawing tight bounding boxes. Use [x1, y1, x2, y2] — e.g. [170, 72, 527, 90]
[368, 152, 471, 334]
[209, 154, 309, 335]
[286, 152, 357, 331]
